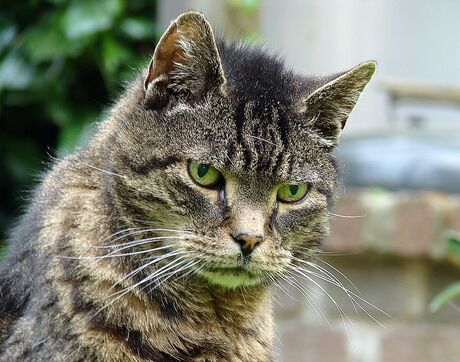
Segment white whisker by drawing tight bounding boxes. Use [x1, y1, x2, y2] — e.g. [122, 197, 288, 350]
[93, 256, 191, 317]
[96, 235, 183, 251]
[328, 212, 366, 219]
[283, 270, 332, 329]
[111, 250, 187, 289]
[83, 163, 125, 178]
[287, 263, 353, 342]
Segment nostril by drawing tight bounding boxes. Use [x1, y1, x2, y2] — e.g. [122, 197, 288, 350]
[231, 233, 263, 257]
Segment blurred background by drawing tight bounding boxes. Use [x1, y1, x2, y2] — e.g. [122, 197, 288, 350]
[1, 0, 460, 361]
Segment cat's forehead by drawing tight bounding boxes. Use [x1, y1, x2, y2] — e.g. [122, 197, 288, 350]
[167, 97, 329, 185]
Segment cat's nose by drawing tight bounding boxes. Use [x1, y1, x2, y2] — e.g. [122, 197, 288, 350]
[232, 233, 263, 257]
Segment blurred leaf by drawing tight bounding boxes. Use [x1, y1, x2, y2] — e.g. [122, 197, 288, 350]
[0, 50, 35, 90]
[57, 111, 97, 154]
[0, 23, 16, 54]
[447, 233, 460, 266]
[62, 0, 123, 39]
[119, 17, 155, 40]
[240, 0, 261, 14]
[228, 0, 260, 15]
[3, 139, 43, 183]
[447, 234, 460, 257]
[430, 282, 460, 313]
[45, 101, 75, 127]
[23, 19, 71, 61]
[101, 35, 132, 75]
[0, 0, 158, 242]
[46, 0, 69, 4]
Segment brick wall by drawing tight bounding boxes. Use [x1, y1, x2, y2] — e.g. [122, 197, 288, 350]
[274, 189, 460, 362]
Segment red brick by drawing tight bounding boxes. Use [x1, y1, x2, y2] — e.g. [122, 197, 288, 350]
[327, 191, 365, 253]
[391, 193, 437, 257]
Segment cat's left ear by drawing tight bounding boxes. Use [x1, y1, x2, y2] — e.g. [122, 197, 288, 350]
[304, 61, 376, 147]
[144, 11, 226, 108]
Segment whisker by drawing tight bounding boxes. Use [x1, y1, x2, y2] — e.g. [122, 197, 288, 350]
[289, 262, 389, 325]
[142, 259, 201, 294]
[316, 258, 361, 293]
[94, 256, 191, 316]
[282, 270, 332, 329]
[83, 163, 125, 178]
[60, 245, 175, 261]
[113, 256, 190, 298]
[246, 134, 279, 147]
[292, 258, 360, 314]
[287, 264, 353, 326]
[314, 250, 362, 257]
[328, 212, 366, 219]
[94, 245, 176, 259]
[104, 227, 146, 242]
[95, 235, 185, 250]
[102, 228, 194, 246]
[111, 250, 188, 289]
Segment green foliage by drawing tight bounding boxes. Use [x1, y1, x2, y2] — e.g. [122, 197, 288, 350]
[447, 233, 460, 265]
[430, 282, 460, 313]
[430, 233, 460, 312]
[0, 0, 158, 243]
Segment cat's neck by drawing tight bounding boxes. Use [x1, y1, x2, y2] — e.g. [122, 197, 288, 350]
[167, 277, 274, 325]
[86, 272, 275, 360]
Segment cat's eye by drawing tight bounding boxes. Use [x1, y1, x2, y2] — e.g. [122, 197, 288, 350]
[188, 161, 222, 188]
[277, 183, 310, 203]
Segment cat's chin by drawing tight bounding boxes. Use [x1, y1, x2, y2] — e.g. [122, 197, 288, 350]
[198, 267, 262, 289]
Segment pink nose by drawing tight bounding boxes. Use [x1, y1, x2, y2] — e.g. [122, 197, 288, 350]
[232, 233, 264, 257]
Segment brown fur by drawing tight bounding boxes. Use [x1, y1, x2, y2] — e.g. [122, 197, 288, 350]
[0, 12, 375, 361]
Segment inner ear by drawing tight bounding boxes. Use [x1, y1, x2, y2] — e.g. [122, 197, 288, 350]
[144, 22, 182, 91]
[304, 61, 376, 147]
[144, 11, 226, 107]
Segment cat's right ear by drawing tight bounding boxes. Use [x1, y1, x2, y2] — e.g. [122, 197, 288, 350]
[144, 11, 226, 108]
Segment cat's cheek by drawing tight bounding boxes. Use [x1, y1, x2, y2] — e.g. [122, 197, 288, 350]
[273, 191, 328, 246]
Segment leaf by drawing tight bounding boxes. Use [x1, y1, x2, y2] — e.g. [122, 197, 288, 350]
[62, 0, 123, 39]
[2, 138, 43, 184]
[119, 17, 155, 40]
[429, 282, 460, 313]
[57, 110, 97, 154]
[23, 22, 70, 61]
[228, 0, 261, 15]
[0, 23, 16, 54]
[45, 101, 76, 127]
[0, 50, 35, 90]
[101, 35, 131, 75]
[447, 234, 460, 259]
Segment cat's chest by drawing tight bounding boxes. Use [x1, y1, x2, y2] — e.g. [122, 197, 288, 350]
[142, 314, 273, 362]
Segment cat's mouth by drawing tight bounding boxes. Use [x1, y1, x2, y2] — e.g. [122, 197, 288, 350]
[198, 265, 262, 288]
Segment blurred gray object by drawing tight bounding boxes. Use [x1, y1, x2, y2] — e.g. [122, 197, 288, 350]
[336, 132, 460, 193]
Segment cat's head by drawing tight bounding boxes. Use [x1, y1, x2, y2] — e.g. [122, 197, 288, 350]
[107, 12, 375, 289]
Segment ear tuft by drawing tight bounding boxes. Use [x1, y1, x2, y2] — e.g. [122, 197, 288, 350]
[144, 11, 226, 107]
[305, 61, 376, 147]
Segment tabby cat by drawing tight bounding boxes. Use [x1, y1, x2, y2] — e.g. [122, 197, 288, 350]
[0, 11, 375, 362]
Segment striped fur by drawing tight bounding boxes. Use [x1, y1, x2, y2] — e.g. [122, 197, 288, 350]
[0, 11, 375, 361]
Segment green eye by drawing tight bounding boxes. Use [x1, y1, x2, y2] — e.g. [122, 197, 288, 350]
[277, 183, 309, 203]
[188, 161, 222, 187]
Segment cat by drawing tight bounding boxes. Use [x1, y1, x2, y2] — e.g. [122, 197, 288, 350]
[0, 11, 375, 362]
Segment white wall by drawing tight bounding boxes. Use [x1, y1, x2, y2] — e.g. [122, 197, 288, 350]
[158, 0, 460, 135]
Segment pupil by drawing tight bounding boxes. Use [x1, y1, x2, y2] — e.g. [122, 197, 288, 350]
[197, 164, 209, 178]
[289, 185, 299, 196]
